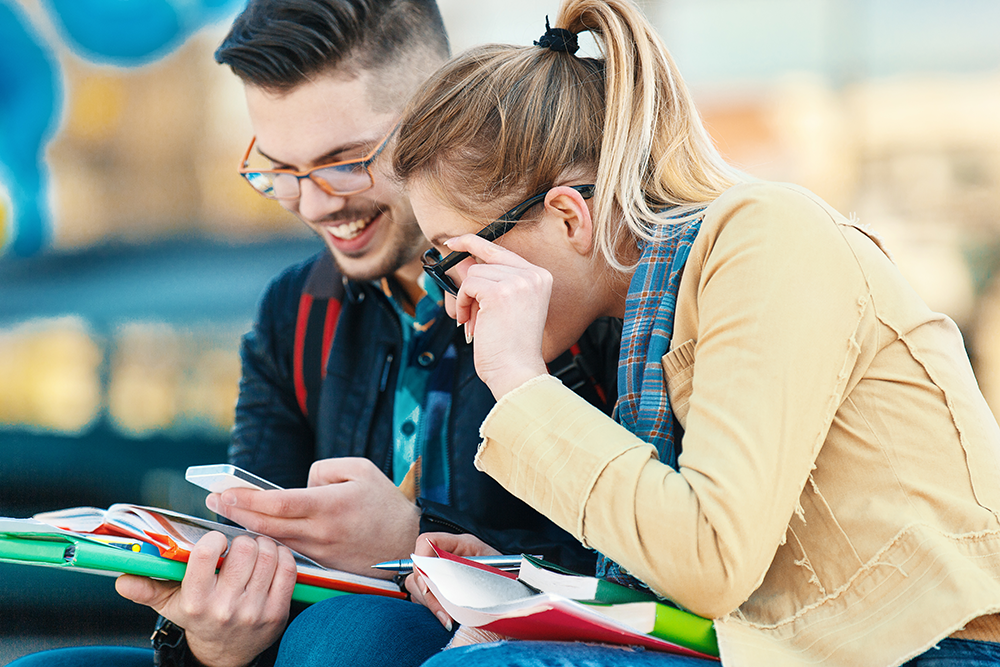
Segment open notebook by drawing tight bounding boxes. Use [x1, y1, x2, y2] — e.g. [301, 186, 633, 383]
[0, 504, 403, 602]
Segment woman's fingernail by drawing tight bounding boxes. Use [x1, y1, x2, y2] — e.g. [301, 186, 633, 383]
[205, 495, 218, 512]
[420, 579, 429, 596]
[222, 492, 237, 506]
[436, 611, 454, 631]
[444, 237, 457, 248]
[464, 322, 473, 344]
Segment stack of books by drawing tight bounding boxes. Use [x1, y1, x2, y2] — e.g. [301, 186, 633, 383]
[2, 503, 719, 660]
[0, 503, 403, 604]
[413, 547, 719, 659]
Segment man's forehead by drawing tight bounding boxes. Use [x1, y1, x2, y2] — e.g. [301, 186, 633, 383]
[245, 72, 395, 166]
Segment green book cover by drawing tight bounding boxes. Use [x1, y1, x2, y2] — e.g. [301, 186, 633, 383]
[648, 603, 718, 657]
[582, 599, 719, 657]
[518, 555, 718, 657]
[0, 534, 349, 605]
[519, 554, 658, 604]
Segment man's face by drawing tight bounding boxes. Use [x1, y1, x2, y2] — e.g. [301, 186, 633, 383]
[244, 74, 426, 281]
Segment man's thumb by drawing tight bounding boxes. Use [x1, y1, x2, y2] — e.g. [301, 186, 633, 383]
[115, 574, 176, 612]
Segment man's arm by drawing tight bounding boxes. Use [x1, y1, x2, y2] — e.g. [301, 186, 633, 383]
[229, 259, 319, 489]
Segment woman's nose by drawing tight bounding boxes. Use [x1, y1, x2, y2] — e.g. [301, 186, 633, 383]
[444, 256, 477, 296]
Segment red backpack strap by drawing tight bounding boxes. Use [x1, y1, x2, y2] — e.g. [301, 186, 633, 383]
[292, 254, 344, 422]
[293, 292, 314, 417]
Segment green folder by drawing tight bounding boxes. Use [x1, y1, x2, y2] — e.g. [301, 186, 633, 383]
[581, 599, 720, 657]
[519, 554, 659, 604]
[0, 533, 349, 605]
[518, 555, 717, 657]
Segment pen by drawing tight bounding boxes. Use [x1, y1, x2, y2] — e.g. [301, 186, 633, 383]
[372, 554, 536, 574]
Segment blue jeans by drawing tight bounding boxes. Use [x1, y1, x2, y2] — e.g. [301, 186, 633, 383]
[420, 641, 714, 667]
[275, 594, 456, 667]
[6, 647, 152, 666]
[419, 638, 1000, 667]
[902, 638, 1000, 666]
[6, 596, 449, 667]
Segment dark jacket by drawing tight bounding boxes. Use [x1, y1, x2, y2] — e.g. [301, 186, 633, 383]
[155, 252, 621, 666]
[230, 251, 620, 572]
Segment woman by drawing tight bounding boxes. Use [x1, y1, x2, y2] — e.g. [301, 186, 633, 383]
[390, 0, 1000, 665]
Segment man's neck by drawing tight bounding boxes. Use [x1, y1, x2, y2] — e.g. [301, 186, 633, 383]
[392, 257, 428, 315]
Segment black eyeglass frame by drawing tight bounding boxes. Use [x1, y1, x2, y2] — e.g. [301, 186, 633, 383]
[421, 184, 595, 296]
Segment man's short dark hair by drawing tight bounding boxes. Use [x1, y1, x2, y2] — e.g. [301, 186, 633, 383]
[215, 0, 449, 92]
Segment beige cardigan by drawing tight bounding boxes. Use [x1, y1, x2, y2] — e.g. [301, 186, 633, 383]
[475, 182, 1000, 666]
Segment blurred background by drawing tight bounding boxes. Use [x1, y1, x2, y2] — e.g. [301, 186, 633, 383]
[1, 0, 998, 661]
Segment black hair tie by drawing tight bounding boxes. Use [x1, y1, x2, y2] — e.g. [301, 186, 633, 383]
[533, 16, 579, 54]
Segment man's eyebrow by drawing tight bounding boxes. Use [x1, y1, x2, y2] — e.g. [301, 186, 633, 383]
[256, 139, 372, 168]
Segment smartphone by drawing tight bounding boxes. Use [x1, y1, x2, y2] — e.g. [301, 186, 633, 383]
[185, 464, 284, 493]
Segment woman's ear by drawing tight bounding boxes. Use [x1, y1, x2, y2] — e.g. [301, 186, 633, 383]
[544, 186, 595, 256]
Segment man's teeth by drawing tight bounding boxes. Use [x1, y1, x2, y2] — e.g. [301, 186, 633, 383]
[328, 214, 376, 240]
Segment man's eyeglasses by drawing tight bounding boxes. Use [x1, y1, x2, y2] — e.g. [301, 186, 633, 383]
[421, 184, 595, 296]
[238, 124, 398, 200]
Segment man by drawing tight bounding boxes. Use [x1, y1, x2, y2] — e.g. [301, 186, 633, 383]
[5, 2, 618, 667]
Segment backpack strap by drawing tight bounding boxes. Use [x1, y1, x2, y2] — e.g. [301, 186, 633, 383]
[546, 316, 622, 416]
[292, 254, 344, 426]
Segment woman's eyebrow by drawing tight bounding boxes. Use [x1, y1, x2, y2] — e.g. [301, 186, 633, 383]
[429, 232, 457, 247]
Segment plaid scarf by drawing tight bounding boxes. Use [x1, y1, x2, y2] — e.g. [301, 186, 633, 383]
[596, 215, 702, 588]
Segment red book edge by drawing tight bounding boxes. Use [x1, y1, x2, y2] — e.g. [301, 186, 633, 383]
[482, 601, 718, 660]
[418, 550, 719, 661]
[428, 542, 519, 580]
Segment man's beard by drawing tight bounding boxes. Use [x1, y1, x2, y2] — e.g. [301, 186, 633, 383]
[328, 214, 426, 283]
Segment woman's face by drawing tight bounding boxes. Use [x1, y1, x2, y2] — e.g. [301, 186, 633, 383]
[408, 180, 607, 363]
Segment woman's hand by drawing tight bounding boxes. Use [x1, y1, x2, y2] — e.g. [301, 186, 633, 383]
[404, 532, 501, 630]
[445, 234, 550, 399]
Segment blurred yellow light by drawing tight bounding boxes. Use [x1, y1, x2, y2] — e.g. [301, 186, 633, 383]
[107, 322, 182, 437]
[0, 318, 102, 433]
[65, 73, 126, 143]
[0, 179, 10, 250]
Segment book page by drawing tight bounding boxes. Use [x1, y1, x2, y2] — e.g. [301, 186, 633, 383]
[31, 507, 112, 534]
[412, 554, 536, 608]
[13, 508, 401, 597]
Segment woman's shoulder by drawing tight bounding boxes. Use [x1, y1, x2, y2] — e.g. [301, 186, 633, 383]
[701, 181, 893, 257]
[708, 180, 844, 225]
[693, 180, 856, 251]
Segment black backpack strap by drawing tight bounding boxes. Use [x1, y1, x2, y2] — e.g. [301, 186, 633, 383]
[292, 254, 345, 428]
[547, 316, 622, 416]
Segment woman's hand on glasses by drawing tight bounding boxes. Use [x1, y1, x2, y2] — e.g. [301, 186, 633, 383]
[443, 234, 550, 400]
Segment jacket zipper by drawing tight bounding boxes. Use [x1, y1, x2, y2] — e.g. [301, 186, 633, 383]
[379, 352, 394, 393]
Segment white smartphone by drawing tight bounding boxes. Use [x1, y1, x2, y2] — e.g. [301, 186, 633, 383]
[185, 464, 284, 493]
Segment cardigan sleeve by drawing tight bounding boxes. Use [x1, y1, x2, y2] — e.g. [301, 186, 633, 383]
[476, 184, 882, 619]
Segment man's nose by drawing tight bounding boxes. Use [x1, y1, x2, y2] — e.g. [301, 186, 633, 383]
[294, 177, 348, 223]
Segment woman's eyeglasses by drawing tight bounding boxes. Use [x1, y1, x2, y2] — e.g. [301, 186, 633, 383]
[238, 124, 398, 200]
[421, 184, 595, 296]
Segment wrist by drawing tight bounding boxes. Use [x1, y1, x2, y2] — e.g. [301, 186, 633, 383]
[487, 366, 547, 401]
[184, 632, 261, 667]
[152, 618, 197, 667]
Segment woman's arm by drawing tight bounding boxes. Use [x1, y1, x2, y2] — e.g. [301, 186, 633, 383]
[477, 185, 880, 618]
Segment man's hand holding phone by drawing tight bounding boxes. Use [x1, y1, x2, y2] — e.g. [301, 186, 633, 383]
[196, 458, 421, 578]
